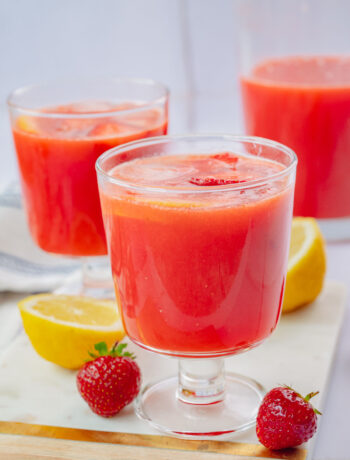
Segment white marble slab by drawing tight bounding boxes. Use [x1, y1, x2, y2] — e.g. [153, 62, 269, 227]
[0, 280, 346, 458]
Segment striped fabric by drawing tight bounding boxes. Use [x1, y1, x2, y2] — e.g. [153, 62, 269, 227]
[0, 183, 78, 292]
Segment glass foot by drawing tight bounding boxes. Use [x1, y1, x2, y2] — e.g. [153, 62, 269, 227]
[135, 373, 265, 439]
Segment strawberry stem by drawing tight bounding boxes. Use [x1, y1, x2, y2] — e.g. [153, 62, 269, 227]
[283, 385, 322, 416]
[304, 391, 319, 402]
[87, 341, 136, 362]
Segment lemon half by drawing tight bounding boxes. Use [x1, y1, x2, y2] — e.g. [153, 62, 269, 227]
[282, 217, 326, 313]
[18, 294, 125, 369]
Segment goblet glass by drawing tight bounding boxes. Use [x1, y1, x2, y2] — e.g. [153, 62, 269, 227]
[7, 78, 169, 295]
[96, 134, 297, 438]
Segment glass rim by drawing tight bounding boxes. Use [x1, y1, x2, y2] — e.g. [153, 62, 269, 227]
[7, 76, 169, 119]
[241, 54, 350, 89]
[96, 134, 298, 194]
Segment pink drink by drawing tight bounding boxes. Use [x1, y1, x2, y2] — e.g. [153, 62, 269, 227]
[100, 151, 294, 356]
[241, 56, 350, 218]
[12, 102, 168, 256]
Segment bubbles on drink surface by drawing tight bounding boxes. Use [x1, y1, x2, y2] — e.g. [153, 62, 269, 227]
[108, 152, 288, 207]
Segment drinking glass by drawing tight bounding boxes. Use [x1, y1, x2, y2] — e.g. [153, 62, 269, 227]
[7, 78, 169, 295]
[96, 134, 297, 438]
[235, 0, 350, 241]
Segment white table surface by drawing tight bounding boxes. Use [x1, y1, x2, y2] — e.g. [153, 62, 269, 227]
[0, 1, 349, 458]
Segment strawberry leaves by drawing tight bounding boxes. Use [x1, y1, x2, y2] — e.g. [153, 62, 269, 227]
[111, 342, 136, 359]
[88, 341, 136, 361]
[283, 385, 322, 415]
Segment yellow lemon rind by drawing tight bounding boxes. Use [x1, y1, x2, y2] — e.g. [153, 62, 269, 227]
[18, 294, 125, 369]
[282, 218, 326, 313]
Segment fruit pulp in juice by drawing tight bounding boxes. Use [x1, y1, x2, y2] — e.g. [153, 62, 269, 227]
[241, 56, 350, 218]
[101, 152, 294, 356]
[12, 102, 168, 256]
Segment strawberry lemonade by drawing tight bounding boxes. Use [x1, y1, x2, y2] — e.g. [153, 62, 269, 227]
[8, 79, 169, 257]
[241, 56, 350, 218]
[98, 136, 297, 357]
[11, 103, 167, 256]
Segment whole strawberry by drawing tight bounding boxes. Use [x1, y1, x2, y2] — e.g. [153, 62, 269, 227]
[256, 386, 321, 450]
[77, 342, 141, 417]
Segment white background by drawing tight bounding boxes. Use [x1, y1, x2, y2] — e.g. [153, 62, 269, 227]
[0, 0, 240, 184]
[0, 1, 349, 459]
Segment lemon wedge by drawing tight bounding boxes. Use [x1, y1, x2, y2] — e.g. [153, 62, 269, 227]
[16, 115, 38, 134]
[282, 217, 326, 313]
[18, 294, 125, 369]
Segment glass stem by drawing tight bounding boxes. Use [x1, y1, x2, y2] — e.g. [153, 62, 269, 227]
[177, 358, 225, 405]
[81, 256, 113, 295]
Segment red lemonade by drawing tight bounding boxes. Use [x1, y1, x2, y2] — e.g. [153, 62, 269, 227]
[12, 103, 168, 256]
[100, 151, 294, 356]
[241, 56, 350, 218]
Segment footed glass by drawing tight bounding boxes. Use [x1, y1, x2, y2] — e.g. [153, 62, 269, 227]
[96, 135, 297, 438]
[8, 77, 169, 296]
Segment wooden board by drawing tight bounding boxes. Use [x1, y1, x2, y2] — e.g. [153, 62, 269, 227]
[0, 422, 306, 460]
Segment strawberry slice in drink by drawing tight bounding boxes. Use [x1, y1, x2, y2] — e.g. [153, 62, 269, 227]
[189, 176, 248, 186]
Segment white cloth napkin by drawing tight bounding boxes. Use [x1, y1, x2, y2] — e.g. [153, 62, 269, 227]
[0, 183, 79, 292]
